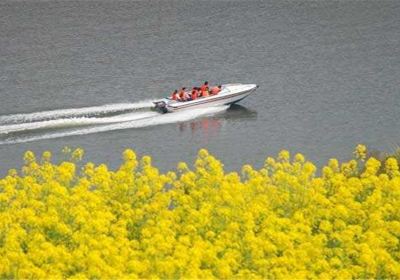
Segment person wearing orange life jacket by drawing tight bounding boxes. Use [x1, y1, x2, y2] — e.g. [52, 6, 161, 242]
[178, 87, 186, 101]
[179, 87, 191, 101]
[191, 88, 198, 100]
[210, 85, 222, 95]
[200, 81, 209, 97]
[192, 87, 201, 99]
[171, 90, 178, 101]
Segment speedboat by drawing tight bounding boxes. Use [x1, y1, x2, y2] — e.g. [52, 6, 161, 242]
[153, 83, 258, 113]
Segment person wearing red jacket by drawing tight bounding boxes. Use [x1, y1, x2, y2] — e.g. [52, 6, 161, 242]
[191, 88, 198, 100]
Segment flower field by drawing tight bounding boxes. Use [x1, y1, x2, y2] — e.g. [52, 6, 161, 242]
[0, 146, 399, 279]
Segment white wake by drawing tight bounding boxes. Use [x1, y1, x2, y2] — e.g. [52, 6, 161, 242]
[0, 111, 158, 134]
[0, 100, 156, 124]
[0, 106, 229, 145]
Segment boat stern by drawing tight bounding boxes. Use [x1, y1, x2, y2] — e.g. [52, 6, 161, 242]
[153, 99, 170, 114]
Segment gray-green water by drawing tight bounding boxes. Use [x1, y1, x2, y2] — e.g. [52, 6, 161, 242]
[1, 0, 399, 173]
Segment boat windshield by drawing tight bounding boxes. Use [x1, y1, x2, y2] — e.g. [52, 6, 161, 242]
[221, 86, 230, 94]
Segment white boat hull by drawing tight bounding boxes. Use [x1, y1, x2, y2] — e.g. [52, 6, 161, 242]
[154, 84, 258, 113]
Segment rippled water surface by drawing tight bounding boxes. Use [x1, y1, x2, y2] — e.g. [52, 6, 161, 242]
[1, 0, 399, 173]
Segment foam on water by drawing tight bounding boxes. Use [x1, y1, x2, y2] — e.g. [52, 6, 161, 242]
[0, 111, 158, 134]
[0, 106, 229, 145]
[0, 100, 156, 124]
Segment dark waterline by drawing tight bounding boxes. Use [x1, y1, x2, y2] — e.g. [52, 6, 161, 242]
[1, 0, 399, 174]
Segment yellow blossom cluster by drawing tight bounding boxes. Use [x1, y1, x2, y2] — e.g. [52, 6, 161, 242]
[0, 146, 400, 279]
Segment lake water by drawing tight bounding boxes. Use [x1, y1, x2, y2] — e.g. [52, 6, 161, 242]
[1, 0, 399, 174]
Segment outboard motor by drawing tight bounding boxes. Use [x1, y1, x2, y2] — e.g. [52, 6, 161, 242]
[153, 101, 168, 114]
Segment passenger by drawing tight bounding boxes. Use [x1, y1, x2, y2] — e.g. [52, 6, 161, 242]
[183, 90, 191, 101]
[191, 88, 198, 100]
[210, 85, 222, 95]
[200, 82, 209, 97]
[200, 81, 209, 94]
[171, 90, 178, 100]
[178, 87, 187, 101]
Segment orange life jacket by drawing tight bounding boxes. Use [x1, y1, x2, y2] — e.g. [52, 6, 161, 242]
[200, 84, 208, 92]
[179, 90, 185, 100]
[210, 87, 221, 95]
[191, 90, 198, 100]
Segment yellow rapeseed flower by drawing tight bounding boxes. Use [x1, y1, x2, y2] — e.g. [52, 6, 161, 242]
[0, 146, 398, 278]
